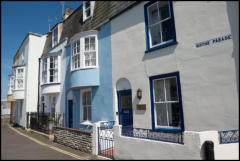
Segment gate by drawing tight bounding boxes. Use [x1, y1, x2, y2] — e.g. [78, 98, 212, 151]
[98, 121, 114, 159]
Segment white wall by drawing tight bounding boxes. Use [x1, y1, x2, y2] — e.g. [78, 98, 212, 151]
[25, 34, 46, 114]
[114, 125, 239, 160]
[111, 1, 239, 131]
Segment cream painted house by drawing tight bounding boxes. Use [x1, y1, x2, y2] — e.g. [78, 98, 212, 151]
[111, 1, 239, 159]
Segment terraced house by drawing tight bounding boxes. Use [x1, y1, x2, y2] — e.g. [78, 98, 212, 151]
[8, 1, 238, 160]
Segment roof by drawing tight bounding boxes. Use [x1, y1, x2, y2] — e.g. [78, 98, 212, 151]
[42, 1, 140, 54]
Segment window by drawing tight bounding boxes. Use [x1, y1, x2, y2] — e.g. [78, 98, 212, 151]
[144, 1, 176, 52]
[150, 72, 184, 132]
[16, 68, 24, 90]
[42, 58, 47, 83]
[71, 34, 97, 71]
[83, 1, 95, 21]
[71, 40, 80, 70]
[49, 56, 58, 82]
[84, 36, 96, 67]
[52, 26, 58, 47]
[41, 55, 59, 84]
[82, 89, 92, 121]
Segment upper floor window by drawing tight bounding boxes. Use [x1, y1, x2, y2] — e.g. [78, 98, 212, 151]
[15, 67, 25, 90]
[42, 58, 47, 83]
[41, 55, 59, 84]
[71, 34, 98, 71]
[52, 26, 58, 47]
[144, 1, 177, 52]
[83, 1, 95, 21]
[49, 56, 58, 82]
[150, 72, 184, 132]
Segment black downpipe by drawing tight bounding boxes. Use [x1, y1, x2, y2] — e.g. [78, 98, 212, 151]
[37, 58, 41, 126]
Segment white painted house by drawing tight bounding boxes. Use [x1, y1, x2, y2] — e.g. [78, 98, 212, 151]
[12, 32, 46, 128]
[111, 1, 239, 159]
[39, 22, 67, 124]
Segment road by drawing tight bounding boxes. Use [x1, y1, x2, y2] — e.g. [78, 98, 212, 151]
[1, 118, 100, 160]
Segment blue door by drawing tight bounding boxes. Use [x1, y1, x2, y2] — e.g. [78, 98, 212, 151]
[68, 100, 73, 128]
[117, 90, 133, 127]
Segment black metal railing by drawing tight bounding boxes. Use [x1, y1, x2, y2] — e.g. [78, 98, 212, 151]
[27, 112, 64, 134]
[98, 121, 115, 159]
[121, 126, 184, 144]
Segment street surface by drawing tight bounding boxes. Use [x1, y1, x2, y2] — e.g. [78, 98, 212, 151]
[1, 118, 101, 160]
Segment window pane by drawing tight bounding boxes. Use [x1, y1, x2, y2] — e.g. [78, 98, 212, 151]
[83, 106, 87, 120]
[88, 106, 91, 121]
[90, 37, 95, 44]
[90, 44, 95, 51]
[149, 24, 161, 46]
[148, 3, 159, 25]
[165, 77, 178, 101]
[86, 8, 91, 17]
[155, 103, 168, 126]
[85, 1, 90, 9]
[158, 2, 170, 21]
[162, 19, 173, 42]
[154, 79, 165, 102]
[86, 91, 91, 105]
[167, 103, 180, 127]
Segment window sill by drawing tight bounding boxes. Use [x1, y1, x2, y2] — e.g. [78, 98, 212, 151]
[41, 82, 61, 86]
[145, 40, 178, 54]
[153, 127, 183, 134]
[71, 66, 98, 72]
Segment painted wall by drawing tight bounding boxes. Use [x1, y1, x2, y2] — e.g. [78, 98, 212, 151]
[65, 22, 113, 128]
[111, 1, 239, 131]
[114, 125, 239, 160]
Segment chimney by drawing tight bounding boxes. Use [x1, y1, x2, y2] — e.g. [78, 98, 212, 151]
[70, 8, 74, 14]
[63, 6, 70, 20]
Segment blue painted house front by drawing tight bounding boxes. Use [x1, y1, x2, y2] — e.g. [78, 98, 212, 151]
[64, 22, 113, 130]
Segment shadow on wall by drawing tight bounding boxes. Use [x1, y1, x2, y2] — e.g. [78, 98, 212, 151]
[142, 43, 178, 62]
[111, 2, 144, 36]
[226, 1, 239, 93]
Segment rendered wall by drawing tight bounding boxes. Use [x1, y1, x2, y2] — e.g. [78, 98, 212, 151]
[111, 1, 239, 131]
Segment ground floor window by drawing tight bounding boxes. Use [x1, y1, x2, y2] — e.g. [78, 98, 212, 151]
[150, 72, 184, 132]
[81, 88, 92, 121]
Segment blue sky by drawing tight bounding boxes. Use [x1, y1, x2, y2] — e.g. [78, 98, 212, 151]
[1, 1, 82, 100]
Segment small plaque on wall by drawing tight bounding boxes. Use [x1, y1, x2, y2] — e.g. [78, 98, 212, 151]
[136, 104, 146, 110]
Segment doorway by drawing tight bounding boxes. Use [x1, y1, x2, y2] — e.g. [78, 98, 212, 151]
[117, 89, 133, 127]
[68, 100, 73, 128]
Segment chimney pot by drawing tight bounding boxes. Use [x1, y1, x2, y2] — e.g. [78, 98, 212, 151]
[66, 6, 69, 13]
[70, 8, 74, 14]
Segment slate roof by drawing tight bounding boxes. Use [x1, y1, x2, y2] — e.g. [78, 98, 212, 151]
[42, 1, 140, 54]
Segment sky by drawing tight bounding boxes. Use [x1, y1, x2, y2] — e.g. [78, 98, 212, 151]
[1, 1, 83, 100]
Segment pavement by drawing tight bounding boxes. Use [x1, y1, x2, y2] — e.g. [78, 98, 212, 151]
[1, 119, 107, 160]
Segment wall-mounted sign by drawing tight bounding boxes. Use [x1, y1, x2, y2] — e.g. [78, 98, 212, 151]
[195, 34, 232, 48]
[136, 104, 146, 110]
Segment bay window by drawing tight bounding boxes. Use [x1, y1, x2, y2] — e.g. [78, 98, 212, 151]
[15, 67, 24, 90]
[71, 34, 98, 71]
[42, 58, 47, 83]
[49, 56, 58, 82]
[144, 1, 177, 52]
[150, 72, 184, 132]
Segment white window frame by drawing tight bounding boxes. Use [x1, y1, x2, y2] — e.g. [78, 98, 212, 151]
[52, 26, 58, 48]
[147, 1, 173, 48]
[153, 76, 181, 130]
[83, 1, 95, 22]
[15, 67, 25, 90]
[70, 33, 98, 71]
[41, 54, 60, 85]
[49, 56, 58, 83]
[80, 88, 92, 122]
